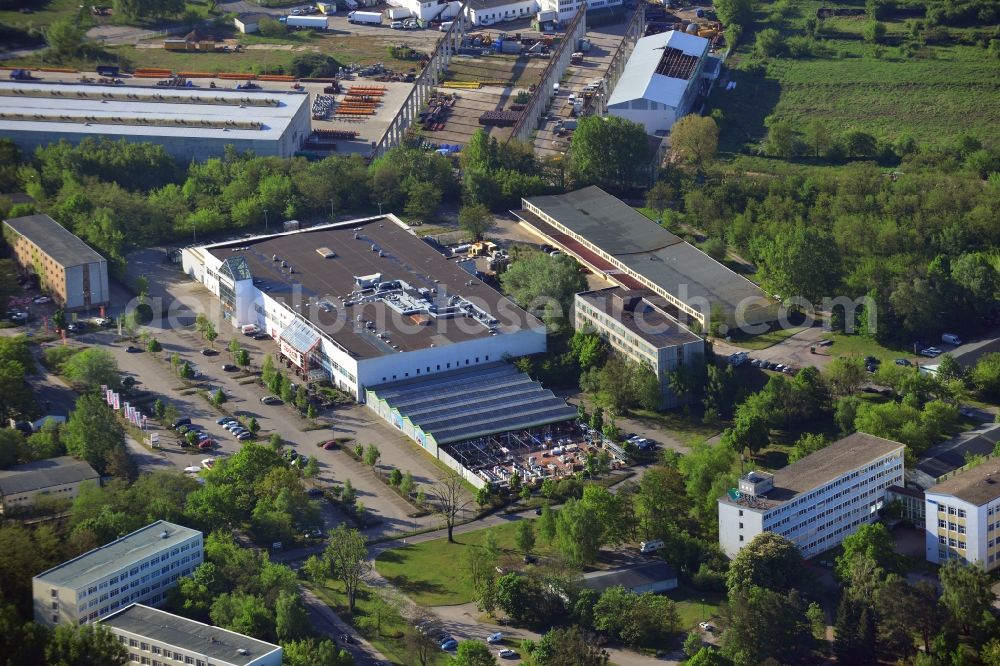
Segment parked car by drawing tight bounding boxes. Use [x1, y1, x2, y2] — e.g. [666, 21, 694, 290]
[942, 333, 963, 346]
[173, 417, 192, 429]
[32, 295, 51, 304]
[487, 632, 504, 644]
[920, 347, 943, 357]
[197, 440, 214, 450]
[307, 487, 324, 497]
[440, 639, 458, 651]
[217, 417, 236, 425]
[98, 317, 114, 327]
[321, 440, 338, 450]
[894, 358, 912, 366]
[125, 345, 141, 353]
[253, 332, 271, 340]
[221, 363, 238, 372]
[236, 432, 252, 441]
[699, 622, 714, 632]
[201, 348, 218, 356]
[261, 395, 282, 405]
[497, 649, 517, 658]
[201, 458, 215, 469]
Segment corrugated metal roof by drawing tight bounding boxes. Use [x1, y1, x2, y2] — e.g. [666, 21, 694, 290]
[371, 363, 578, 444]
[607, 31, 709, 108]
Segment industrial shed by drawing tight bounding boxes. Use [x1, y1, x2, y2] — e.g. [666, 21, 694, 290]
[606, 30, 711, 136]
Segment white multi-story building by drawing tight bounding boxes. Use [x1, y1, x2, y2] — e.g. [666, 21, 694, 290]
[574, 287, 704, 409]
[537, 0, 622, 23]
[718, 433, 905, 558]
[925, 458, 1000, 571]
[181, 215, 546, 401]
[33, 521, 203, 627]
[102, 604, 282, 666]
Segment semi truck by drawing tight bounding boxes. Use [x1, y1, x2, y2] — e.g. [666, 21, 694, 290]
[279, 15, 330, 28]
[348, 10, 382, 24]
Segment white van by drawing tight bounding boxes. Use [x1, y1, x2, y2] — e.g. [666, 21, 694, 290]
[639, 539, 664, 554]
[241, 324, 260, 336]
[439, 21, 453, 31]
[942, 333, 963, 346]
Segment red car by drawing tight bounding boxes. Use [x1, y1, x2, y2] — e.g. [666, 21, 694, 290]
[322, 440, 338, 450]
[197, 440, 214, 450]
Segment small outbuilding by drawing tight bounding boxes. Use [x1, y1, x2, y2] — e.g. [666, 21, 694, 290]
[582, 561, 678, 595]
[234, 12, 271, 34]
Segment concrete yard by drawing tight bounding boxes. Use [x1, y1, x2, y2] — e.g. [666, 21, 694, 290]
[534, 20, 629, 158]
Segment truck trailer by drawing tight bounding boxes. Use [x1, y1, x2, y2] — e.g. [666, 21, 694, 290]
[386, 7, 412, 19]
[280, 15, 330, 28]
[348, 10, 382, 24]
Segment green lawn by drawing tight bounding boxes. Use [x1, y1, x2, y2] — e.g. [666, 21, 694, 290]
[709, 0, 1000, 167]
[823, 331, 915, 363]
[0, 0, 93, 31]
[375, 521, 554, 606]
[309, 580, 448, 666]
[732, 325, 807, 351]
[668, 585, 726, 631]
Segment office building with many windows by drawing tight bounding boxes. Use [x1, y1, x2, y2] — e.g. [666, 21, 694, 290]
[718, 433, 905, 558]
[925, 458, 1000, 571]
[33, 521, 202, 627]
[574, 287, 704, 408]
[102, 604, 282, 666]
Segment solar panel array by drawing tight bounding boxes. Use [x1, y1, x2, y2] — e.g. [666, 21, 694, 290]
[374, 364, 578, 445]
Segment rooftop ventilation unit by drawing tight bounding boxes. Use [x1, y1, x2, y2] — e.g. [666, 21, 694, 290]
[316, 247, 336, 258]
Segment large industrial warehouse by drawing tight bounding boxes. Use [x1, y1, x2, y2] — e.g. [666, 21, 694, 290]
[606, 30, 712, 136]
[181, 215, 548, 398]
[0, 82, 311, 161]
[514, 186, 777, 330]
[181, 215, 586, 487]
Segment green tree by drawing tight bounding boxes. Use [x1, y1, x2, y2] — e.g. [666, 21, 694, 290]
[833, 595, 876, 666]
[752, 226, 841, 305]
[538, 504, 557, 543]
[555, 497, 603, 566]
[645, 180, 675, 221]
[721, 402, 769, 456]
[449, 639, 497, 666]
[835, 523, 898, 581]
[669, 115, 719, 170]
[685, 631, 704, 657]
[0, 360, 34, 422]
[323, 524, 371, 612]
[204, 323, 218, 348]
[864, 20, 887, 43]
[534, 626, 609, 666]
[788, 432, 827, 463]
[515, 519, 536, 556]
[715, 0, 755, 26]
[212, 388, 227, 406]
[62, 394, 127, 476]
[971, 353, 1000, 400]
[687, 648, 733, 666]
[724, 587, 815, 666]
[570, 116, 652, 190]
[825, 357, 867, 397]
[403, 180, 442, 225]
[46, 623, 128, 666]
[235, 349, 250, 368]
[146, 338, 161, 354]
[763, 116, 798, 158]
[427, 472, 471, 541]
[806, 601, 826, 640]
[258, 16, 287, 37]
[45, 17, 85, 59]
[803, 119, 831, 157]
[0, 602, 49, 666]
[179, 362, 195, 380]
[363, 443, 381, 467]
[939, 560, 994, 635]
[501, 250, 587, 333]
[476, 484, 492, 507]
[283, 638, 352, 666]
[63, 348, 121, 392]
[458, 203, 495, 241]
[755, 28, 786, 56]
[726, 532, 804, 594]
[275, 589, 310, 641]
[0, 429, 24, 468]
[400, 470, 414, 497]
[593, 586, 680, 646]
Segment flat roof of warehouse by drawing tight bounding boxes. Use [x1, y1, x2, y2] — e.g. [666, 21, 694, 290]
[3, 214, 105, 267]
[577, 287, 702, 349]
[517, 187, 772, 321]
[203, 216, 540, 360]
[369, 363, 578, 444]
[0, 81, 307, 141]
[102, 605, 281, 666]
[34, 521, 200, 588]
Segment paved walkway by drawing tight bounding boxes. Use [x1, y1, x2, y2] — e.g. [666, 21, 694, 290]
[300, 585, 391, 666]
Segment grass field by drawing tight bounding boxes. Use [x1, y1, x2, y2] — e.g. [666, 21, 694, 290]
[709, 0, 1000, 166]
[668, 585, 725, 630]
[627, 408, 720, 448]
[310, 580, 448, 666]
[444, 55, 545, 88]
[0, 0, 92, 31]
[375, 521, 554, 607]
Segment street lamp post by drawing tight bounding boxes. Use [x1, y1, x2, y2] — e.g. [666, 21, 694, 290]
[377, 202, 383, 216]
[263, 208, 269, 232]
